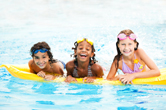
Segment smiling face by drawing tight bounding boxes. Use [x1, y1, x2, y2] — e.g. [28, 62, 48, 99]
[118, 37, 137, 56]
[75, 40, 94, 63]
[33, 51, 50, 69]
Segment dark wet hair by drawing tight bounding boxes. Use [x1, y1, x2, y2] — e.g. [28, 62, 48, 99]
[71, 38, 97, 66]
[30, 41, 57, 64]
[114, 29, 139, 71]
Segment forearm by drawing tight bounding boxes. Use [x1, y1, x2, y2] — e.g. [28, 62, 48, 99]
[133, 69, 160, 79]
[106, 72, 117, 80]
[107, 76, 118, 81]
[57, 70, 64, 75]
[67, 74, 73, 78]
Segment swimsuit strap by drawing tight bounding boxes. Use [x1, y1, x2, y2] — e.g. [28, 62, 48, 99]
[122, 54, 135, 74]
[87, 65, 93, 77]
[72, 65, 93, 77]
[122, 53, 144, 74]
[134, 53, 136, 59]
[73, 65, 79, 77]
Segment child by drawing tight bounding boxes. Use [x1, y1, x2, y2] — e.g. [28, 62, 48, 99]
[106, 29, 160, 84]
[65, 37, 104, 83]
[28, 41, 65, 80]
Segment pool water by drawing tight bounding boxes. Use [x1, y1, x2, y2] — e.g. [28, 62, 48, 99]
[0, 0, 166, 109]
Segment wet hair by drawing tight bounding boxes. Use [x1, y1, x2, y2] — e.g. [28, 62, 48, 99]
[30, 41, 57, 64]
[114, 29, 139, 71]
[71, 38, 97, 66]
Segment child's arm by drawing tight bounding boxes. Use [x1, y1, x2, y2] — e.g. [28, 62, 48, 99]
[132, 48, 160, 78]
[28, 59, 47, 78]
[83, 64, 104, 83]
[52, 63, 64, 75]
[118, 48, 160, 84]
[28, 59, 36, 73]
[91, 63, 104, 78]
[106, 60, 119, 80]
[42, 63, 64, 81]
[65, 61, 77, 83]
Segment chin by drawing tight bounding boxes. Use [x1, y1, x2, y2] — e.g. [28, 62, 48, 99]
[37, 65, 46, 69]
[79, 58, 89, 63]
[38, 66, 45, 69]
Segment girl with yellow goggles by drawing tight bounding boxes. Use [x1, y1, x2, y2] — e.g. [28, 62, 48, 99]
[65, 37, 104, 83]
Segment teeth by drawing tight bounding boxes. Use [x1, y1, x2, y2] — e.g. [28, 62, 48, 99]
[80, 54, 87, 57]
[38, 63, 44, 66]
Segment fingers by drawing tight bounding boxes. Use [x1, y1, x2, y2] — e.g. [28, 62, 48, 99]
[119, 78, 126, 84]
[64, 76, 70, 82]
[44, 76, 52, 81]
[119, 77, 132, 85]
[44, 75, 55, 81]
[83, 77, 95, 83]
[64, 78, 68, 82]
[83, 77, 87, 82]
[37, 71, 45, 78]
[85, 79, 94, 83]
[65, 76, 77, 83]
[71, 78, 77, 82]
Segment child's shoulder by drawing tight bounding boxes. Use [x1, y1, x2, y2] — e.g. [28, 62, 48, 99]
[135, 48, 145, 55]
[51, 61, 62, 67]
[28, 59, 33, 64]
[113, 55, 123, 62]
[135, 48, 144, 52]
[28, 59, 34, 67]
[28, 59, 37, 73]
[66, 60, 75, 68]
[91, 63, 102, 70]
[91, 63, 104, 76]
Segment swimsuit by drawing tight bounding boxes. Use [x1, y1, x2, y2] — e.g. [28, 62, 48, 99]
[122, 54, 144, 74]
[58, 60, 66, 69]
[72, 65, 93, 77]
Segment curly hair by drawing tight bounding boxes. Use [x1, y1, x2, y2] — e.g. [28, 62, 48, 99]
[71, 38, 97, 66]
[30, 41, 57, 64]
[114, 29, 139, 71]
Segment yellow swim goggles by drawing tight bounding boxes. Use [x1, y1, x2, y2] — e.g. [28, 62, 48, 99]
[77, 37, 93, 45]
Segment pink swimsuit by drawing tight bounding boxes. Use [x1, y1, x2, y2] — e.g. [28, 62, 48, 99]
[122, 54, 144, 74]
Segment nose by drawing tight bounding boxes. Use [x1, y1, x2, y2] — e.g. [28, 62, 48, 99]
[38, 58, 43, 63]
[124, 45, 129, 49]
[82, 48, 86, 52]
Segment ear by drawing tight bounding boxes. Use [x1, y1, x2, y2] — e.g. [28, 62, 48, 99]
[74, 50, 77, 55]
[134, 42, 137, 48]
[118, 43, 120, 48]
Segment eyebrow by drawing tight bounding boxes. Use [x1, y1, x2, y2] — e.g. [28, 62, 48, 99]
[78, 44, 91, 47]
[34, 53, 47, 57]
[34, 56, 39, 58]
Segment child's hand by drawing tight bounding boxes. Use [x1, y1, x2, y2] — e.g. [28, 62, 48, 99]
[83, 77, 95, 83]
[44, 74, 56, 81]
[37, 71, 46, 78]
[65, 75, 77, 83]
[116, 74, 135, 84]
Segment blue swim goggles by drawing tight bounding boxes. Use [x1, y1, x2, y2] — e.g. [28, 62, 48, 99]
[32, 48, 48, 54]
